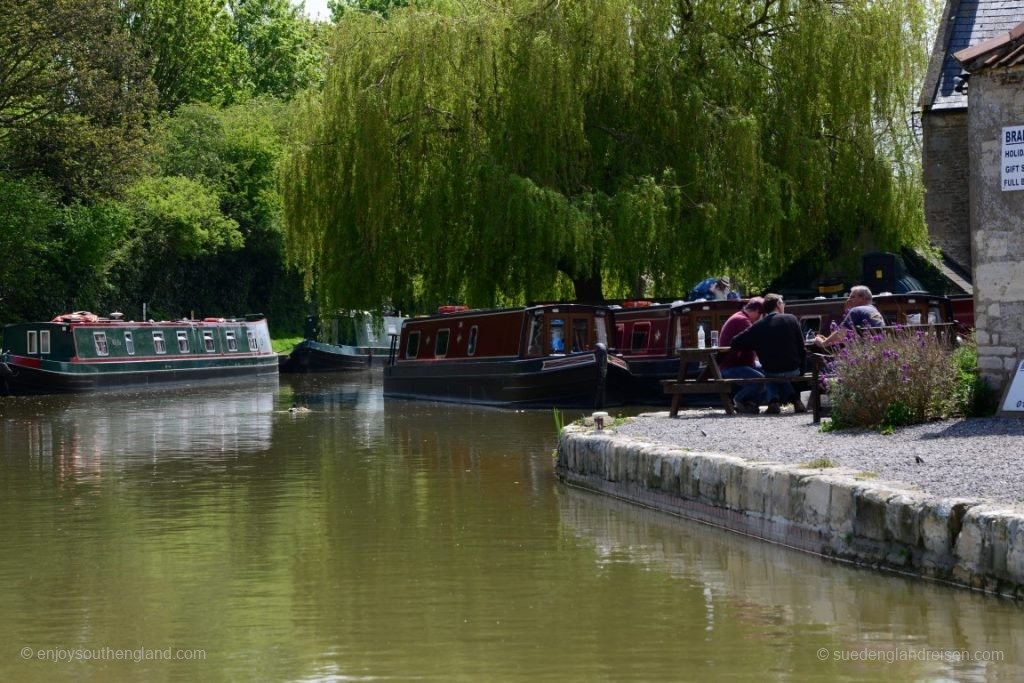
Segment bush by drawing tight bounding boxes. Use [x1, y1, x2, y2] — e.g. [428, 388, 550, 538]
[825, 327, 958, 429]
[951, 336, 998, 417]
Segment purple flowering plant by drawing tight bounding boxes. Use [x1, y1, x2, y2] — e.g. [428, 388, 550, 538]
[824, 325, 958, 429]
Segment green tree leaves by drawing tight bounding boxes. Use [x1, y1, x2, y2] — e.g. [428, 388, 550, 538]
[124, 176, 243, 257]
[282, 0, 930, 309]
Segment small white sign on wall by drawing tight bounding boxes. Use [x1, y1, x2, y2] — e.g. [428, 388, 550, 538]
[999, 359, 1024, 415]
[1001, 126, 1024, 191]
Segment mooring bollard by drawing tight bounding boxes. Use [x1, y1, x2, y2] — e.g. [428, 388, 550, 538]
[592, 411, 609, 430]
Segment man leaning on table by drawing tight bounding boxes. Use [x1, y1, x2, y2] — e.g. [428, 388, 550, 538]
[814, 285, 885, 347]
[718, 296, 767, 415]
[728, 293, 807, 415]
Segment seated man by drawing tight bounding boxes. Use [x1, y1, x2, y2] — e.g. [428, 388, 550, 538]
[815, 285, 885, 346]
[729, 293, 807, 414]
[718, 297, 767, 414]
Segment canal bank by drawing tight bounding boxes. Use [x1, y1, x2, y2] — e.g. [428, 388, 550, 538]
[556, 412, 1024, 599]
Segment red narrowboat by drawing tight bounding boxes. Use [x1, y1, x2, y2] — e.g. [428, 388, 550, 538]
[610, 293, 960, 404]
[383, 304, 630, 408]
[611, 299, 744, 403]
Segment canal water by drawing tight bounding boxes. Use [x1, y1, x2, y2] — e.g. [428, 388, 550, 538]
[0, 372, 1021, 681]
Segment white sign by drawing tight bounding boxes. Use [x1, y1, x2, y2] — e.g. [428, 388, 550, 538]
[999, 359, 1024, 414]
[1001, 126, 1024, 191]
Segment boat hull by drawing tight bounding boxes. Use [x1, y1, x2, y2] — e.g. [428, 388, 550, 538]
[1, 355, 279, 395]
[280, 340, 370, 373]
[384, 349, 629, 409]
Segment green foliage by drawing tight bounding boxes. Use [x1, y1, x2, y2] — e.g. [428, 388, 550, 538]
[0, 0, 156, 200]
[328, 0, 411, 20]
[126, 0, 250, 110]
[826, 328, 959, 430]
[283, 0, 931, 311]
[124, 176, 243, 256]
[232, 0, 326, 99]
[0, 3, 312, 332]
[951, 337, 999, 417]
[552, 408, 564, 437]
[272, 336, 303, 353]
[0, 175, 59, 321]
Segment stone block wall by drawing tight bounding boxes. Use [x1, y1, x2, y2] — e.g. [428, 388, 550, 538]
[923, 109, 972, 273]
[966, 67, 1024, 392]
[557, 427, 1024, 597]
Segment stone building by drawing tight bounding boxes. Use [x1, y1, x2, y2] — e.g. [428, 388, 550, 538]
[920, 0, 1024, 280]
[953, 23, 1024, 392]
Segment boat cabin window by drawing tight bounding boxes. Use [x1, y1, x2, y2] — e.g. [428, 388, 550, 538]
[93, 332, 109, 356]
[406, 330, 420, 358]
[40, 330, 50, 354]
[631, 323, 650, 351]
[928, 304, 941, 324]
[153, 331, 166, 354]
[246, 330, 257, 352]
[226, 331, 238, 351]
[675, 317, 683, 350]
[571, 319, 589, 352]
[467, 326, 478, 356]
[527, 316, 543, 355]
[124, 331, 135, 355]
[202, 330, 215, 352]
[550, 319, 566, 353]
[695, 316, 712, 341]
[435, 329, 450, 357]
[27, 331, 37, 354]
[615, 324, 625, 348]
[595, 318, 608, 346]
[177, 331, 189, 353]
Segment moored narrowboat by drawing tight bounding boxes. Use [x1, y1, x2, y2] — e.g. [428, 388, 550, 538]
[383, 304, 630, 408]
[784, 292, 956, 336]
[611, 299, 744, 403]
[0, 312, 278, 395]
[279, 339, 370, 373]
[610, 292, 960, 404]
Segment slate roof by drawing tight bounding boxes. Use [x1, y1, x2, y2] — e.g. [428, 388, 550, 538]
[955, 20, 1024, 70]
[922, 0, 1024, 111]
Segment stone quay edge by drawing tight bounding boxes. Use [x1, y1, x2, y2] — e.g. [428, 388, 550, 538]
[556, 425, 1024, 599]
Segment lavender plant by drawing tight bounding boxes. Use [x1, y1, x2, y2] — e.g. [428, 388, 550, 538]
[825, 327, 959, 429]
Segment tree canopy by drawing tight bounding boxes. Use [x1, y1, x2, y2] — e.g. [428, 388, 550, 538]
[0, 1, 322, 328]
[282, 0, 930, 311]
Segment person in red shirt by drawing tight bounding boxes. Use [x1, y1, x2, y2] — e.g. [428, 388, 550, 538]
[717, 297, 765, 414]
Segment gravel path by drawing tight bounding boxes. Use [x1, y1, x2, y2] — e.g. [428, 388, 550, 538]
[612, 407, 1024, 508]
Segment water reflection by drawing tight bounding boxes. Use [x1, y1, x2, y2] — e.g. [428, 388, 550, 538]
[0, 377, 1021, 681]
[559, 486, 1024, 681]
[0, 379, 277, 483]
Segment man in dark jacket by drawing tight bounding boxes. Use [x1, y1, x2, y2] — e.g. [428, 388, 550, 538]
[728, 293, 807, 414]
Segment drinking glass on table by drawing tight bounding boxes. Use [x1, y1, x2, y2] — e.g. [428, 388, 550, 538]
[710, 330, 719, 348]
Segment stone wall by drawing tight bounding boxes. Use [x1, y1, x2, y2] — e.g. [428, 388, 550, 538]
[557, 427, 1024, 598]
[923, 109, 972, 273]
[966, 67, 1024, 392]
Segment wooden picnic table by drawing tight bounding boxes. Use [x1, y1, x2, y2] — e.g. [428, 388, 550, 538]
[662, 345, 824, 422]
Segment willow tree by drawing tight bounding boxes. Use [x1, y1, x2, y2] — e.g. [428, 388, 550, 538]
[281, 0, 929, 311]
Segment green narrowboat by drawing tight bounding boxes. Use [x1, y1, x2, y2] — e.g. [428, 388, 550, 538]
[0, 311, 278, 395]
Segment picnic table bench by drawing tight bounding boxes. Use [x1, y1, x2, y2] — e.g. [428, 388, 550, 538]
[662, 346, 826, 423]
